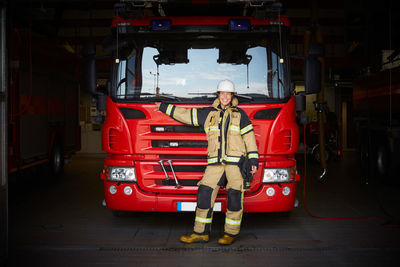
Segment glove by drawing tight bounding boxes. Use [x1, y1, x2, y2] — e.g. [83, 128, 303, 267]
[239, 155, 253, 190]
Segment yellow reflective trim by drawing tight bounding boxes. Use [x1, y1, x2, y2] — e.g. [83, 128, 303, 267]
[192, 108, 199, 126]
[225, 218, 241, 226]
[224, 155, 241, 163]
[205, 126, 219, 133]
[195, 216, 212, 224]
[240, 124, 253, 135]
[229, 125, 240, 132]
[166, 104, 173, 116]
[210, 117, 214, 125]
[248, 153, 259, 159]
[207, 157, 218, 164]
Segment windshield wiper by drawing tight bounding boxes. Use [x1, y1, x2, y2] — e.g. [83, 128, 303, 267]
[140, 93, 179, 100]
[189, 92, 253, 100]
[188, 92, 216, 97]
[236, 94, 253, 100]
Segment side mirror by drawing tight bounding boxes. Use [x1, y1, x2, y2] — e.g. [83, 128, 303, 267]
[305, 56, 321, 94]
[305, 42, 323, 94]
[82, 44, 97, 95]
[97, 93, 107, 112]
[106, 80, 111, 95]
[95, 81, 110, 112]
[295, 93, 306, 112]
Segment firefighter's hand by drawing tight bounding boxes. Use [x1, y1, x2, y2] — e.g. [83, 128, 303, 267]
[250, 165, 258, 175]
[155, 102, 161, 111]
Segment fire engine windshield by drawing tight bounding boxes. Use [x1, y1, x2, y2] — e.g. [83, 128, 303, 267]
[112, 33, 291, 103]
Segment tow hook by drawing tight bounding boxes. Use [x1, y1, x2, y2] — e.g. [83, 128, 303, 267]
[167, 160, 181, 188]
[158, 160, 170, 180]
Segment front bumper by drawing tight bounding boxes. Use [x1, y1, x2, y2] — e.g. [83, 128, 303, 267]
[103, 181, 297, 213]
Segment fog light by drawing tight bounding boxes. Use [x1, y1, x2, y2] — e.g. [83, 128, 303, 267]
[266, 187, 275, 196]
[282, 186, 290, 196]
[109, 185, 117, 195]
[124, 186, 133, 195]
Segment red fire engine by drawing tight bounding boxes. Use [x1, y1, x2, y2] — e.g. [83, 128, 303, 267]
[84, 0, 321, 214]
[353, 63, 400, 184]
[8, 29, 81, 177]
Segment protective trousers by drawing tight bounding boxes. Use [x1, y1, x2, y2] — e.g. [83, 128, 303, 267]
[194, 164, 244, 236]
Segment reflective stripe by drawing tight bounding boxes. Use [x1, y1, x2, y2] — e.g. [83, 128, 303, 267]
[240, 124, 253, 135]
[207, 157, 218, 164]
[229, 125, 240, 133]
[166, 104, 173, 116]
[225, 218, 241, 226]
[204, 126, 219, 133]
[224, 155, 241, 163]
[192, 108, 199, 126]
[195, 216, 212, 224]
[248, 153, 259, 159]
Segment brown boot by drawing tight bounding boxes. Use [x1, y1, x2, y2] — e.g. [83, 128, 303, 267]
[180, 233, 209, 244]
[218, 234, 235, 245]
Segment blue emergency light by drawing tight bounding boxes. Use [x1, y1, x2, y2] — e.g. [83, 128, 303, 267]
[151, 20, 171, 31]
[229, 20, 250, 31]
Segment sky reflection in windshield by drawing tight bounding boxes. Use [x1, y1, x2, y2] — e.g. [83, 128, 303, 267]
[141, 47, 268, 98]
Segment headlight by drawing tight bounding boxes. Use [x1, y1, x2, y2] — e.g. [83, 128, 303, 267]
[262, 168, 292, 183]
[108, 167, 137, 182]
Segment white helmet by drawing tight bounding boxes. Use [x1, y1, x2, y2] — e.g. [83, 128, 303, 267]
[217, 79, 236, 93]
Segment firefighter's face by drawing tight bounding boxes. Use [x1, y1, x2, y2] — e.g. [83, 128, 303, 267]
[218, 91, 233, 109]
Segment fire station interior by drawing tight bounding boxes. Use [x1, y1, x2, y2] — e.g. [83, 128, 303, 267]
[1, 0, 400, 265]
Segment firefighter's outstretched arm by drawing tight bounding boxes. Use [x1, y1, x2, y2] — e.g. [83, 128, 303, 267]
[157, 102, 209, 127]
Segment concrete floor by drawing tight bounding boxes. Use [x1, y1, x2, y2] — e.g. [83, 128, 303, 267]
[5, 152, 400, 266]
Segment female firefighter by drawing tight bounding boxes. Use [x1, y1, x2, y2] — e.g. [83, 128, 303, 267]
[155, 79, 258, 245]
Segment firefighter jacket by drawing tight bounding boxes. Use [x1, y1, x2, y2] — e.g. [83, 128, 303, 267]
[159, 97, 259, 167]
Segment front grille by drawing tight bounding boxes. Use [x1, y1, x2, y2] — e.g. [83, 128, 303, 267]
[157, 179, 199, 186]
[160, 154, 207, 159]
[152, 140, 207, 148]
[154, 165, 206, 173]
[151, 125, 204, 133]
